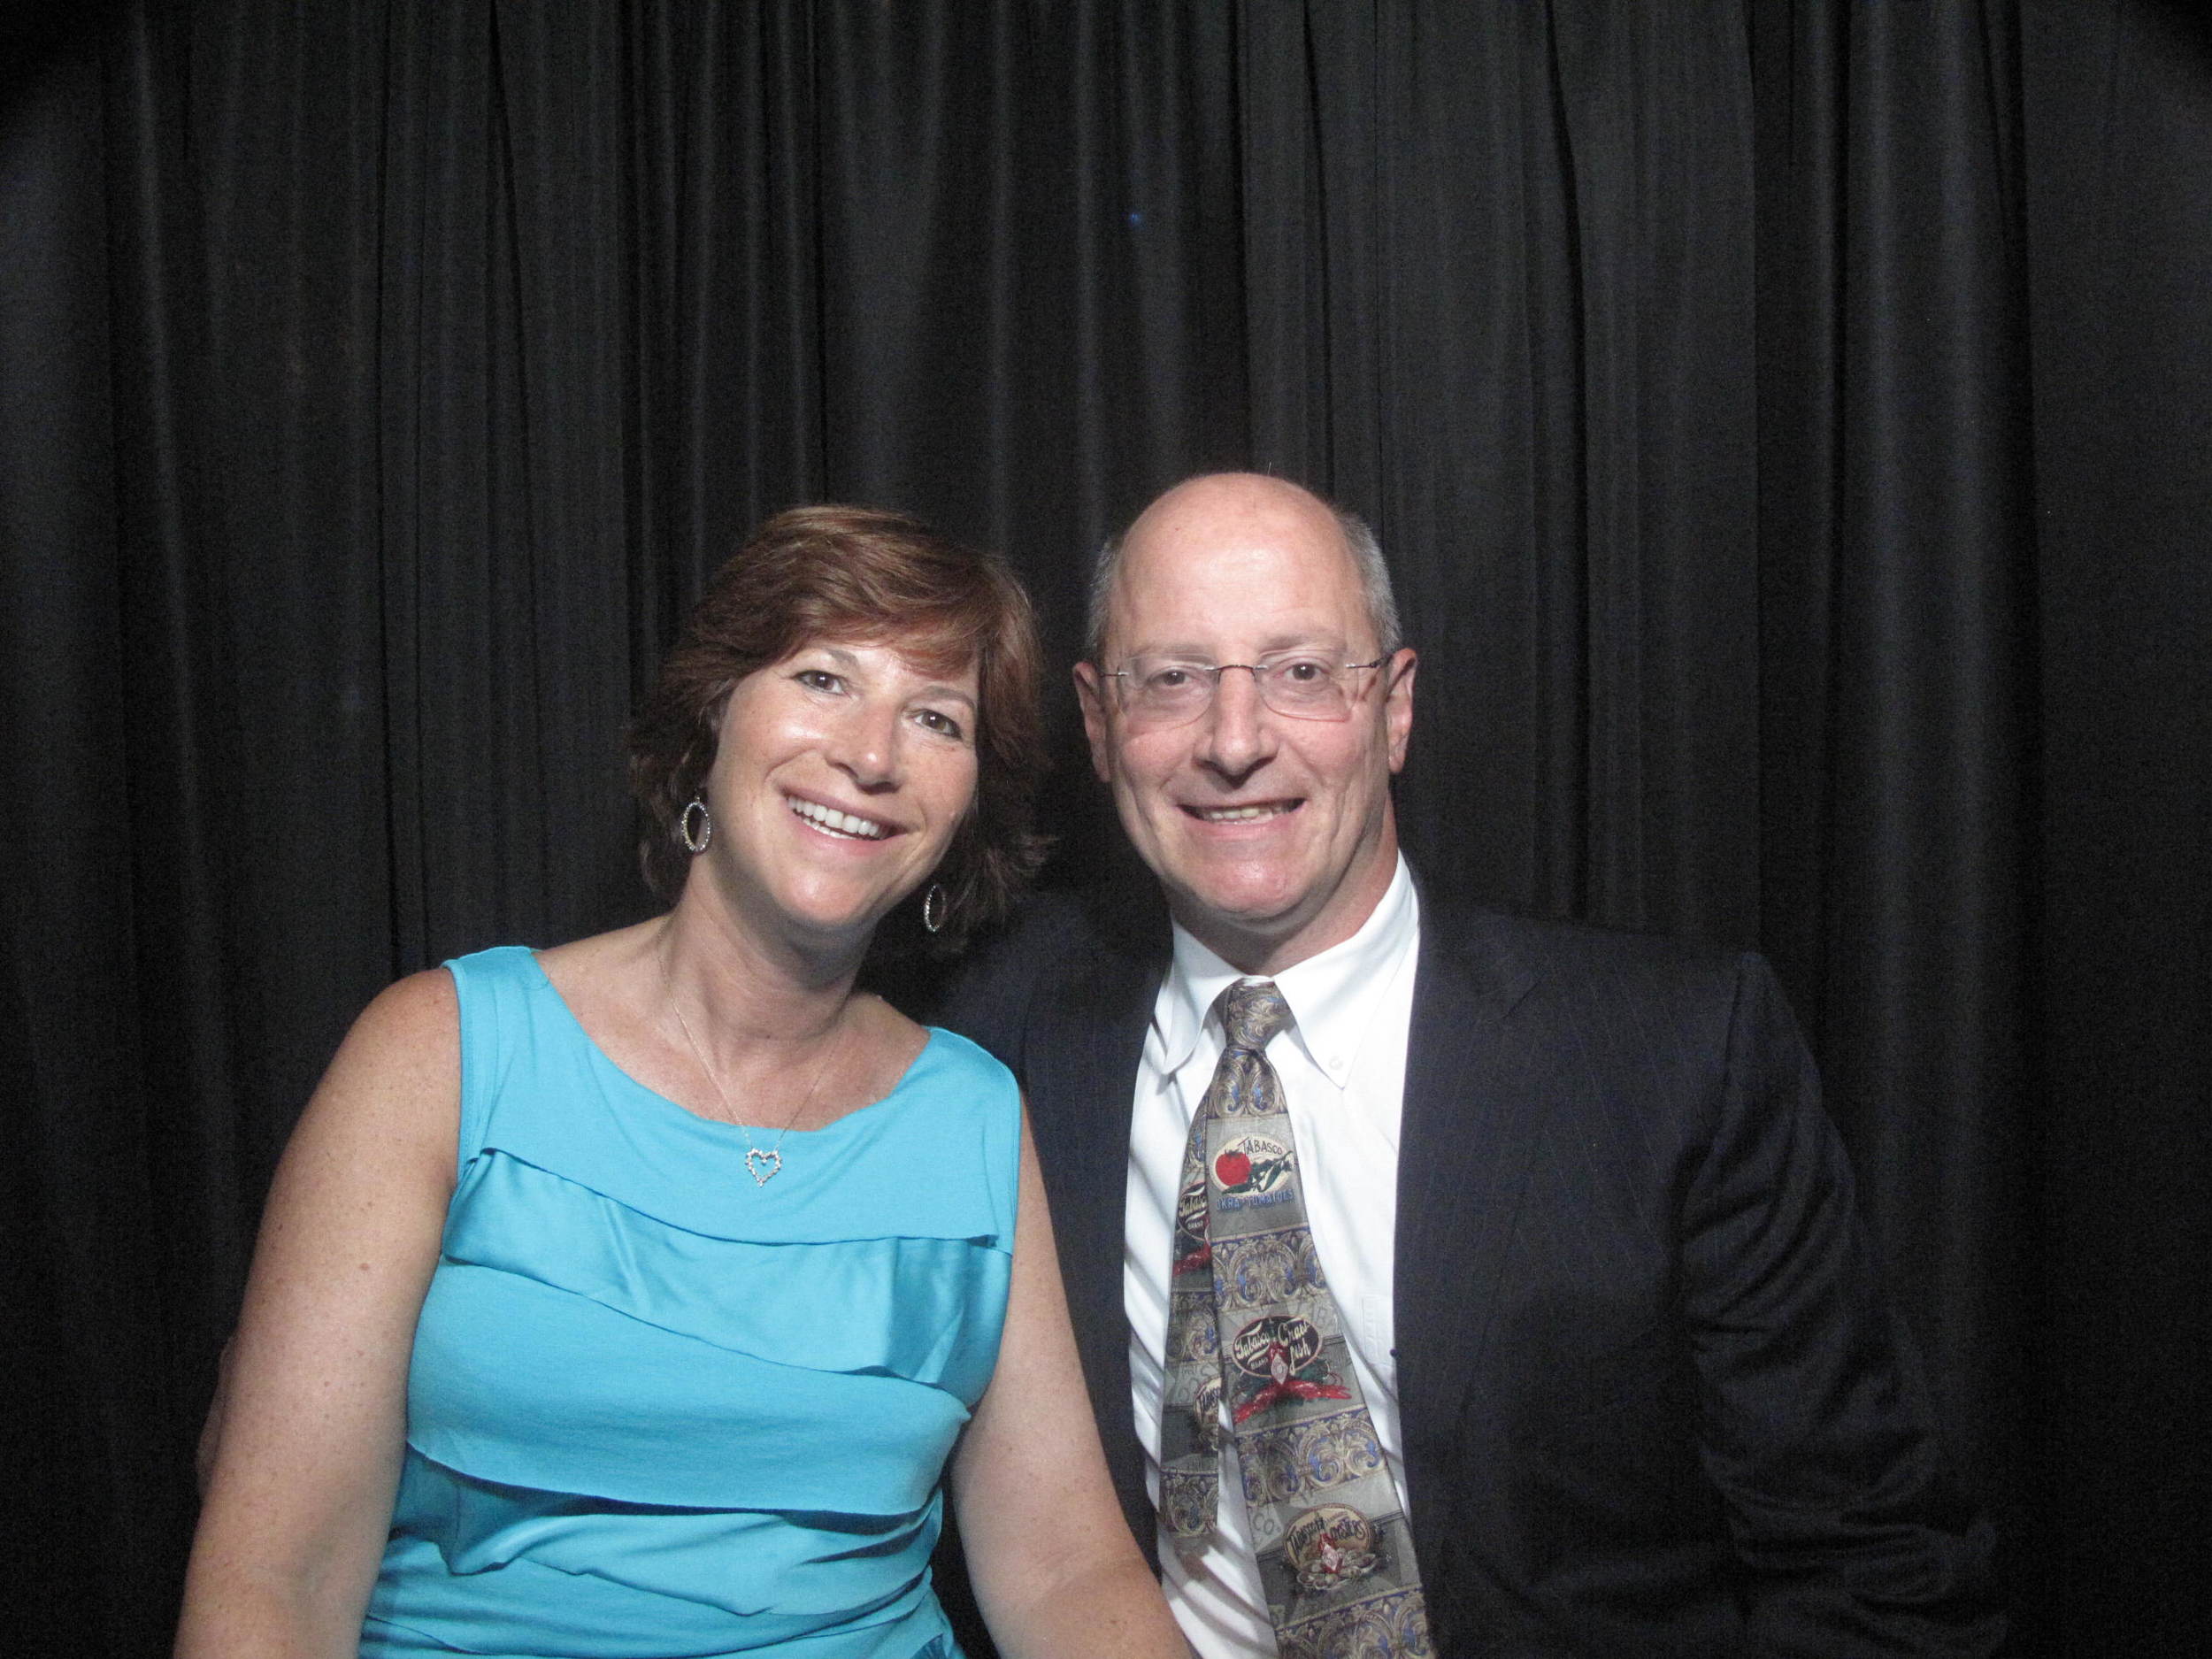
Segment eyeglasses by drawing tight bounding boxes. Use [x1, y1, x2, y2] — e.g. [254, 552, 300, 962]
[1100, 652, 1389, 727]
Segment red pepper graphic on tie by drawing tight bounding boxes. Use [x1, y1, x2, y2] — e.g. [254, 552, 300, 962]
[1213, 1134, 1294, 1197]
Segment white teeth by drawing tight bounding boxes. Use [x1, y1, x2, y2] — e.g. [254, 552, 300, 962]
[787, 797, 888, 840]
[1194, 803, 1290, 822]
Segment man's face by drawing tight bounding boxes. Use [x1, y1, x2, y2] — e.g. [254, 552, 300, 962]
[1077, 476, 1415, 973]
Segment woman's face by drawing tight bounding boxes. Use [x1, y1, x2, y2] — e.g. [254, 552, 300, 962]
[692, 636, 980, 946]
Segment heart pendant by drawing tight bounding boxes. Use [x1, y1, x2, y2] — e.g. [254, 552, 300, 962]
[745, 1146, 782, 1186]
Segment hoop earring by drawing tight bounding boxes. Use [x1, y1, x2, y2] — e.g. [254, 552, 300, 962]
[921, 882, 949, 935]
[680, 797, 713, 855]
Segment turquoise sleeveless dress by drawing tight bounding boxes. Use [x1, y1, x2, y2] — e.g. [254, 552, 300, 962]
[360, 947, 1018, 1659]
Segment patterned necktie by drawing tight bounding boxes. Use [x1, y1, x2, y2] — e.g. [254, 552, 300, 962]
[1161, 979, 1432, 1658]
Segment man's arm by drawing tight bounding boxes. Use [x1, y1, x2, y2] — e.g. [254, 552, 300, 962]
[1684, 953, 2001, 1655]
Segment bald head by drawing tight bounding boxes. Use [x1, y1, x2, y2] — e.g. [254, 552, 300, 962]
[1086, 473, 1400, 665]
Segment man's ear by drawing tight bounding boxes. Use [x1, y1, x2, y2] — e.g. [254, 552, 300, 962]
[1073, 661, 1114, 783]
[1384, 648, 1417, 773]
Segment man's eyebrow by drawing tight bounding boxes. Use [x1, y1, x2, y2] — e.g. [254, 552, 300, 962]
[1127, 635, 1351, 659]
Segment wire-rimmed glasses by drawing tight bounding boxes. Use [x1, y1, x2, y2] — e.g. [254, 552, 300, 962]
[1100, 651, 1389, 728]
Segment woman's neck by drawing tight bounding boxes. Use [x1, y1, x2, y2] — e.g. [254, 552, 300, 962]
[649, 887, 865, 1061]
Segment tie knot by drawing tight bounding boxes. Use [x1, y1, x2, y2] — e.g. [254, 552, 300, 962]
[1218, 979, 1292, 1053]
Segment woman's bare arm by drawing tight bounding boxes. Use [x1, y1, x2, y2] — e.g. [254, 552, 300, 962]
[173, 970, 460, 1659]
[951, 1112, 1190, 1659]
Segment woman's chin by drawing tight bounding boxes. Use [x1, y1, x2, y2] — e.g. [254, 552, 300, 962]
[756, 886, 912, 954]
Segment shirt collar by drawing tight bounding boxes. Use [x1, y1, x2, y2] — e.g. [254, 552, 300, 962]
[1156, 855, 1421, 1087]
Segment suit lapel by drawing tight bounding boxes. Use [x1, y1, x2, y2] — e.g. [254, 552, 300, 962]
[1394, 908, 1543, 1555]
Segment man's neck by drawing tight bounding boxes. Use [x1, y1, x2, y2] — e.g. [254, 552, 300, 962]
[1171, 833, 1402, 977]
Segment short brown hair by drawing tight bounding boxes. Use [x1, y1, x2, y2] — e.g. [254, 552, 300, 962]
[628, 505, 1048, 951]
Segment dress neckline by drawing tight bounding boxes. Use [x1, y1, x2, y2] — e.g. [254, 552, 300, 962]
[518, 948, 936, 1139]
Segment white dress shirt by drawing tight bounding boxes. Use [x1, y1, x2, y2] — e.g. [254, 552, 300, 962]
[1124, 856, 1422, 1657]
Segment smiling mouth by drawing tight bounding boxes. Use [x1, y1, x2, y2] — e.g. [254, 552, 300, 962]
[1184, 802, 1300, 823]
[787, 796, 891, 840]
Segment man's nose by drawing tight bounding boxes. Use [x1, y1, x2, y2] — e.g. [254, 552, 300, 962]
[1194, 665, 1275, 781]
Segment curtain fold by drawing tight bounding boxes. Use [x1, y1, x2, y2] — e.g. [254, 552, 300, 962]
[1755, 0, 2036, 1545]
[2, 20, 191, 1653]
[2021, 2, 2212, 1644]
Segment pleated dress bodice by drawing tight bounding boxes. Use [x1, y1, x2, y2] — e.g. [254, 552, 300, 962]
[361, 947, 1019, 1659]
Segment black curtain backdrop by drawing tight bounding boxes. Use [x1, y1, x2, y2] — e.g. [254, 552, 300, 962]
[2, 3, 2205, 1654]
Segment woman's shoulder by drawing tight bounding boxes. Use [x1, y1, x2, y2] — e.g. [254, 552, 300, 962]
[349, 965, 461, 1058]
[285, 967, 463, 1187]
[497, 922, 658, 1042]
[526, 918, 657, 985]
[854, 989, 998, 1072]
[918, 1023, 1019, 1094]
[843, 997, 1018, 1144]
[856, 994, 1010, 1098]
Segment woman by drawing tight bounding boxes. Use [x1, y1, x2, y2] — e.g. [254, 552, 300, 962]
[176, 507, 1187, 1658]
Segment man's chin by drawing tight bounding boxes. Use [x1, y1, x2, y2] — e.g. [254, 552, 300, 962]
[1163, 882, 1319, 964]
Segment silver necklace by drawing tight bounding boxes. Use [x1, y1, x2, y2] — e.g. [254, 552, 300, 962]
[668, 996, 848, 1187]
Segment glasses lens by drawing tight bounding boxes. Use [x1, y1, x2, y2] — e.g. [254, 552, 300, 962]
[1256, 657, 1350, 718]
[1125, 660, 1212, 722]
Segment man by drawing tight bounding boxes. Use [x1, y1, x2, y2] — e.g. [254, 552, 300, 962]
[945, 473, 1996, 1655]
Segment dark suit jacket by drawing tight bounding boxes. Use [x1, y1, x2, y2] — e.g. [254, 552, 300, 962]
[939, 882, 1998, 1657]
